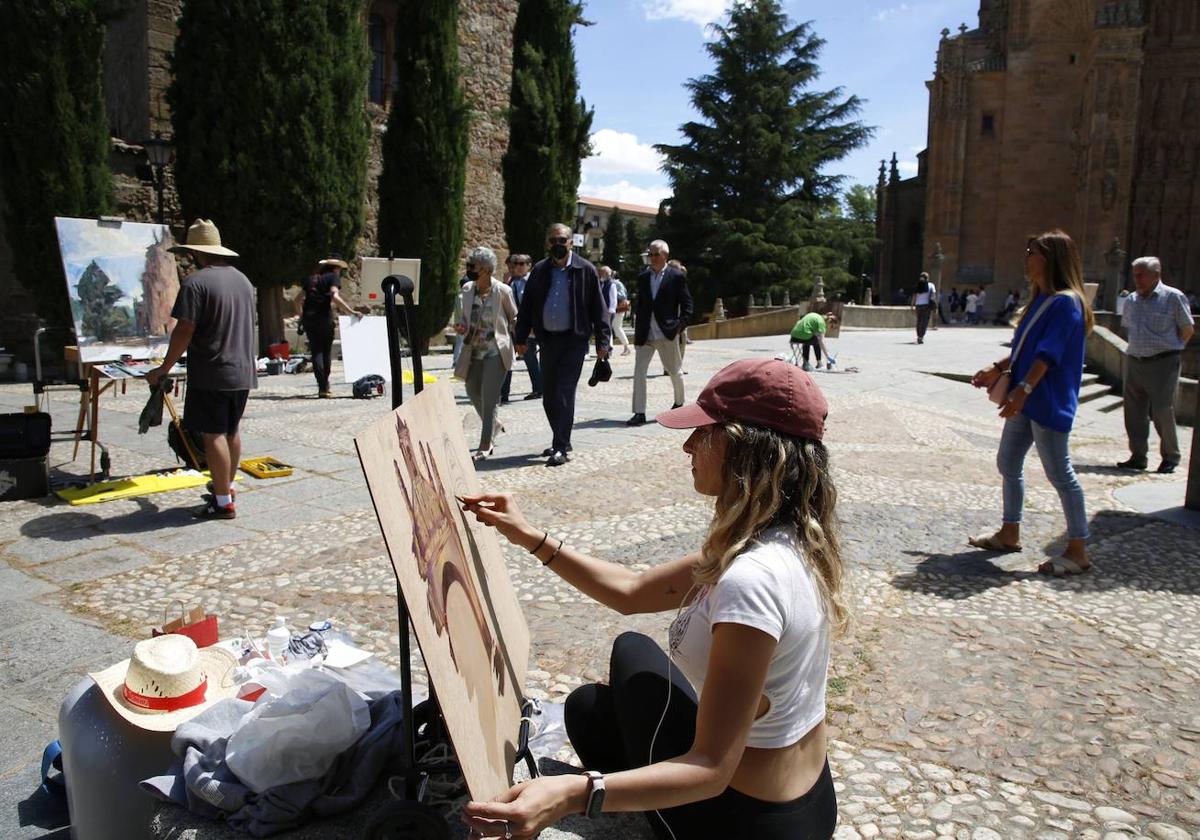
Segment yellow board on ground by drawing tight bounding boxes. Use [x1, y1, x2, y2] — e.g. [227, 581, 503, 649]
[403, 370, 437, 384]
[56, 469, 226, 505]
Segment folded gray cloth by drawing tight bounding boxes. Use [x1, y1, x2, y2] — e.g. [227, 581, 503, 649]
[141, 691, 405, 837]
[138, 377, 173, 434]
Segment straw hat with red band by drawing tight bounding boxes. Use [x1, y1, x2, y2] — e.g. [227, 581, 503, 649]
[656, 358, 829, 441]
[89, 634, 239, 732]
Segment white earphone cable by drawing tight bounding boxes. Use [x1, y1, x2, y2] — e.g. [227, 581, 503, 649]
[649, 582, 700, 840]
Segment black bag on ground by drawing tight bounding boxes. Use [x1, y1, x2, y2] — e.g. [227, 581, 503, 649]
[0, 412, 51, 458]
[168, 421, 206, 469]
[352, 375, 386, 399]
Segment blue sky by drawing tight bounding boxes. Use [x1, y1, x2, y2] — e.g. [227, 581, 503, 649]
[575, 0, 982, 207]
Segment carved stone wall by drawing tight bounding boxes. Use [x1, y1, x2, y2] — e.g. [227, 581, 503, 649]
[910, 0, 1198, 307]
[1129, 0, 1200, 289]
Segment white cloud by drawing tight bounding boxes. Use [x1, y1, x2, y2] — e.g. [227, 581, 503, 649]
[642, 0, 728, 27]
[897, 159, 918, 176]
[583, 129, 664, 177]
[873, 3, 911, 22]
[578, 178, 671, 208]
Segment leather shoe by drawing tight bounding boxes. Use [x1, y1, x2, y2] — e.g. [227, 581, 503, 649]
[546, 450, 568, 467]
[1116, 458, 1147, 470]
[542, 445, 571, 457]
[1156, 461, 1178, 474]
[627, 413, 647, 426]
[524, 392, 542, 400]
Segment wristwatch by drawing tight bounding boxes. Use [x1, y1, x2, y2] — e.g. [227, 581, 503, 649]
[583, 770, 606, 818]
[1018, 381, 1034, 394]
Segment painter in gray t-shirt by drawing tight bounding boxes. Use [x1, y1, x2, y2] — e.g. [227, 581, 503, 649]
[170, 265, 258, 391]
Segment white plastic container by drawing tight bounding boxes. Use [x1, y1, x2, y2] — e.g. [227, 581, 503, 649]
[266, 616, 291, 664]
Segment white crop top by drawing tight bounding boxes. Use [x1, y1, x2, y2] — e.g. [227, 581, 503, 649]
[668, 526, 830, 749]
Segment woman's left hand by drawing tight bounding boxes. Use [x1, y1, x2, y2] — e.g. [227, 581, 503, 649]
[462, 776, 585, 838]
[998, 388, 1027, 419]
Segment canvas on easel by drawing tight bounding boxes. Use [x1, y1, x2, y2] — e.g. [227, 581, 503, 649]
[354, 382, 530, 800]
[55, 217, 180, 362]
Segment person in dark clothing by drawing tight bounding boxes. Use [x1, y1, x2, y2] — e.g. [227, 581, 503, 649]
[294, 255, 360, 398]
[500, 253, 542, 403]
[513, 223, 611, 467]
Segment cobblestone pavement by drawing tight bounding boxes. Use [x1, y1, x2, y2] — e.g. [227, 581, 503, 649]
[1, 327, 1197, 840]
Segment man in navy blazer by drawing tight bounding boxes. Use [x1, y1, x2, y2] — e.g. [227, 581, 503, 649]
[514, 222, 611, 466]
[627, 239, 693, 426]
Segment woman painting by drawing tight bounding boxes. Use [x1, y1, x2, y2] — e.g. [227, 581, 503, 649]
[969, 229, 1094, 576]
[454, 247, 518, 461]
[460, 358, 844, 839]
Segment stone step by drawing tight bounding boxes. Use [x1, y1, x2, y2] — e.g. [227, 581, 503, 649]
[1080, 372, 1101, 388]
[1097, 394, 1126, 413]
[1078, 381, 1115, 404]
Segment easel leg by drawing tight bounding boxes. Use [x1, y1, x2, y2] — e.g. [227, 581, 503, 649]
[89, 374, 100, 482]
[72, 389, 88, 461]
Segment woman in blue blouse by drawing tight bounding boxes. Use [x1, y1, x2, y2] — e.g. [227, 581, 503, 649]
[969, 230, 1095, 576]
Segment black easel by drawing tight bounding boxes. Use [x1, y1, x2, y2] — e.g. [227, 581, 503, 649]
[365, 276, 536, 840]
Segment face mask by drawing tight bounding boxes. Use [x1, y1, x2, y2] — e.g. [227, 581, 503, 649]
[550, 244, 569, 260]
[465, 269, 480, 282]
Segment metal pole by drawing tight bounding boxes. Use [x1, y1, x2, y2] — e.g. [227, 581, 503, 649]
[382, 276, 406, 408]
[393, 275, 423, 395]
[380, 274, 418, 797]
[154, 169, 166, 226]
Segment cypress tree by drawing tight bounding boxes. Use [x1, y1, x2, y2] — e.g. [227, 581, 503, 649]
[600, 206, 624, 269]
[0, 0, 117, 335]
[376, 0, 468, 350]
[169, 0, 370, 346]
[622, 217, 645, 282]
[503, 0, 594, 257]
[656, 0, 871, 315]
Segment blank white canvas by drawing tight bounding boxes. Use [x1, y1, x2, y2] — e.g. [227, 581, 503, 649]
[359, 257, 420, 306]
[339, 315, 392, 382]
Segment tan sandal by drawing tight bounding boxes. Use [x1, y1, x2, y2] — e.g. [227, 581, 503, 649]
[968, 532, 1022, 553]
[1038, 556, 1090, 577]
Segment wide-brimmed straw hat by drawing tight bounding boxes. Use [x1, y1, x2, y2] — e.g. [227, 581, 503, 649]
[318, 253, 349, 270]
[169, 219, 239, 257]
[89, 634, 239, 731]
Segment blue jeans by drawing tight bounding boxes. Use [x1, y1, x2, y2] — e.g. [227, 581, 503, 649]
[997, 414, 1088, 540]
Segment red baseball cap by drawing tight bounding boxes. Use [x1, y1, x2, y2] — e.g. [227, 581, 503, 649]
[656, 358, 828, 441]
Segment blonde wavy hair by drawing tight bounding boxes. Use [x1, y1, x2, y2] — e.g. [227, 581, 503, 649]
[695, 422, 848, 636]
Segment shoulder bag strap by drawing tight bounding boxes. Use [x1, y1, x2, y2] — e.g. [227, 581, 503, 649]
[1009, 292, 1066, 367]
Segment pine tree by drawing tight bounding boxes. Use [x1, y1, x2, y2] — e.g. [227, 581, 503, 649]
[376, 0, 468, 350]
[503, 0, 594, 257]
[600, 206, 624, 269]
[656, 0, 871, 315]
[169, 0, 370, 346]
[0, 0, 116, 336]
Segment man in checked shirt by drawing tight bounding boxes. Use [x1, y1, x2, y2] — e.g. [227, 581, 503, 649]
[1117, 257, 1195, 474]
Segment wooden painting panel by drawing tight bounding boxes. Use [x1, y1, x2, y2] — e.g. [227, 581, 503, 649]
[354, 382, 530, 800]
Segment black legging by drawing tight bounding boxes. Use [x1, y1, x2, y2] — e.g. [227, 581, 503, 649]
[303, 316, 335, 392]
[565, 632, 838, 840]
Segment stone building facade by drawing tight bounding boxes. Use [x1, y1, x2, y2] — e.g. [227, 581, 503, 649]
[0, 0, 516, 356]
[877, 0, 1200, 310]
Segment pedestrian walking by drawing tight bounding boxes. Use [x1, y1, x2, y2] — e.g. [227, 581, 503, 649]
[969, 230, 1094, 576]
[911, 272, 935, 343]
[454, 247, 518, 461]
[965, 289, 980, 325]
[612, 273, 631, 355]
[948, 289, 961, 322]
[499, 253, 542, 403]
[627, 242, 692, 426]
[513, 223, 611, 467]
[461, 358, 843, 840]
[146, 219, 255, 520]
[294, 254, 360, 398]
[667, 259, 691, 374]
[1116, 256, 1195, 474]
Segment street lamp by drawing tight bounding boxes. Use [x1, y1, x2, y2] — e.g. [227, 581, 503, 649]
[640, 250, 650, 266]
[142, 132, 173, 225]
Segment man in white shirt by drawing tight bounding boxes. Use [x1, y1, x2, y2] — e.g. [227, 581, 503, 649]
[910, 272, 935, 344]
[627, 240, 692, 426]
[1117, 256, 1195, 473]
[965, 290, 980, 325]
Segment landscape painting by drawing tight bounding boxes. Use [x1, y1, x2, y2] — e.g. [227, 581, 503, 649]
[55, 217, 180, 362]
[354, 381, 530, 801]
